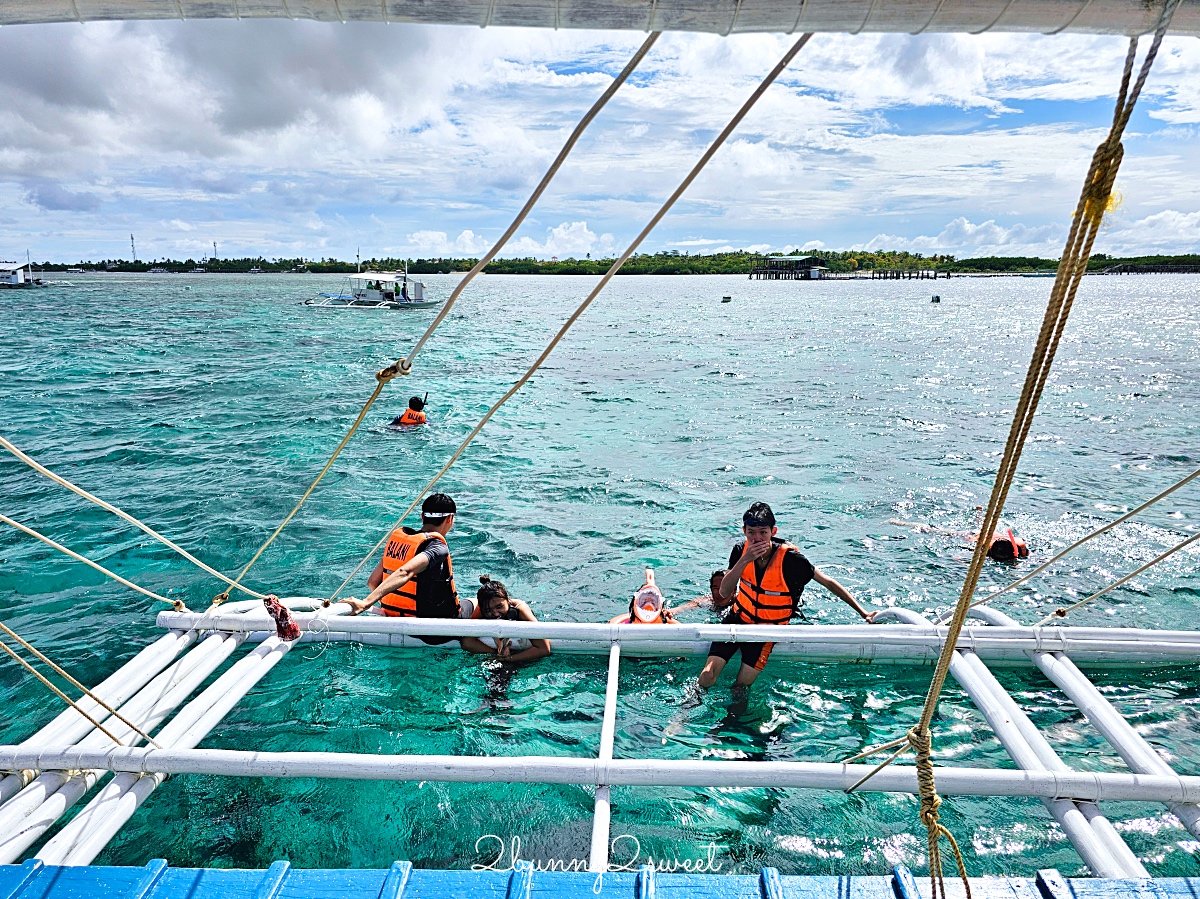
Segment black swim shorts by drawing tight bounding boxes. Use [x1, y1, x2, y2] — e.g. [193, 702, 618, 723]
[707, 640, 775, 672]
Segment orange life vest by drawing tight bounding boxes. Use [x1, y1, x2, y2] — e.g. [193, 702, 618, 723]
[734, 542, 800, 625]
[396, 409, 426, 426]
[378, 528, 457, 617]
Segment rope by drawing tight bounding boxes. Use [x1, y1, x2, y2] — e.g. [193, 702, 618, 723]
[0, 434, 268, 601]
[1037, 530, 1200, 625]
[0, 512, 183, 611]
[0, 621, 160, 748]
[959, 462, 1200, 616]
[216, 34, 659, 604]
[843, 5, 1179, 893]
[0, 636, 125, 747]
[326, 34, 816, 606]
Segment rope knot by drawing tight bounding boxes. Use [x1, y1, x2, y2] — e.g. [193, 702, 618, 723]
[211, 592, 229, 607]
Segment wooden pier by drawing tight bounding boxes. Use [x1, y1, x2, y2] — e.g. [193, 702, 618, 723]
[869, 269, 947, 280]
[1100, 263, 1200, 275]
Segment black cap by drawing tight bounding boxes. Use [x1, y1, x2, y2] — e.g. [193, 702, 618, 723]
[742, 502, 776, 528]
[409, 395, 425, 411]
[422, 493, 456, 520]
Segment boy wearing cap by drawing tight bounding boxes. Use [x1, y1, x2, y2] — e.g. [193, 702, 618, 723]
[346, 493, 465, 645]
[699, 501, 877, 688]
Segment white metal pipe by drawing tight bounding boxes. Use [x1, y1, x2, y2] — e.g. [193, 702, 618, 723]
[957, 650, 1147, 878]
[0, 632, 245, 863]
[40, 637, 293, 866]
[2, 747, 1200, 803]
[0, 630, 195, 804]
[589, 643, 621, 873]
[971, 606, 1200, 840]
[878, 610, 1141, 877]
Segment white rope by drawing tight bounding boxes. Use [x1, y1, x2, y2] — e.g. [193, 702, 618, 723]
[1038, 530, 1200, 625]
[327, 34, 816, 604]
[0, 434, 267, 600]
[0, 513, 182, 609]
[952, 463, 1200, 618]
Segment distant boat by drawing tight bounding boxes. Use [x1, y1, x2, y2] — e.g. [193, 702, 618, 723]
[249, 266, 264, 274]
[148, 267, 167, 274]
[189, 267, 206, 273]
[66, 267, 85, 274]
[305, 271, 440, 310]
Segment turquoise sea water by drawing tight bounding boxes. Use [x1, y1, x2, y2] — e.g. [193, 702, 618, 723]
[1, 272, 1199, 876]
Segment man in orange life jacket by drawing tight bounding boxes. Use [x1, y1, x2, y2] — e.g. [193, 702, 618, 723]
[390, 396, 426, 427]
[345, 493, 466, 644]
[699, 502, 878, 689]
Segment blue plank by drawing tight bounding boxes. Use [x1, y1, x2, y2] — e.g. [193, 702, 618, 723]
[127, 861, 168, 899]
[253, 862, 291, 899]
[378, 862, 412, 899]
[1, 860, 44, 899]
[761, 868, 783, 899]
[892, 867, 920, 899]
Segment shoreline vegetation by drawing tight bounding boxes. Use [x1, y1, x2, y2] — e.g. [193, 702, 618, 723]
[26, 249, 1200, 276]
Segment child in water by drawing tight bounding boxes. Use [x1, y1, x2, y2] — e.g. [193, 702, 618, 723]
[461, 576, 551, 662]
[610, 570, 678, 624]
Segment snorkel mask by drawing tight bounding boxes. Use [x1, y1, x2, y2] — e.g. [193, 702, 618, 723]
[632, 586, 665, 623]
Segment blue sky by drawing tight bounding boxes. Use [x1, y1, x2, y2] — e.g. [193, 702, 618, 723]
[0, 21, 1197, 262]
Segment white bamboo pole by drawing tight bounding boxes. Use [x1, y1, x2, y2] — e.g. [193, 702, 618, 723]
[878, 609, 1144, 877]
[0, 630, 195, 803]
[0, 630, 233, 836]
[0, 632, 245, 864]
[1, 747, 1199, 803]
[971, 606, 1200, 840]
[588, 643, 621, 873]
[39, 636, 294, 866]
[153, 610, 1200, 667]
[956, 650, 1147, 877]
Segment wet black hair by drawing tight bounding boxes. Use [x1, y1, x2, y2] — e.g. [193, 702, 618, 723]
[743, 502, 776, 528]
[710, 569, 727, 582]
[421, 493, 456, 521]
[987, 536, 1017, 562]
[408, 395, 425, 412]
[477, 575, 511, 611]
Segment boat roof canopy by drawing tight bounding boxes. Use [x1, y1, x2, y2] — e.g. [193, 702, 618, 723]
[2, 0, 1196, 35]
[352, 271, 405, 280]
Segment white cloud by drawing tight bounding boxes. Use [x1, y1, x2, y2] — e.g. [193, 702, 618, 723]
[507, 221, 614, 258]
[406, 229, 492, 255]
[859, 216, 1064, 257]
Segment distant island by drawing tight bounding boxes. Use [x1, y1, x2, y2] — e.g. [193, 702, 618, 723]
[26, 250, 1200, 276]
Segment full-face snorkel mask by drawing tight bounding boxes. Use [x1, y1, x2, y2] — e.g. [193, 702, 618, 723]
[631, 586, 665, 623]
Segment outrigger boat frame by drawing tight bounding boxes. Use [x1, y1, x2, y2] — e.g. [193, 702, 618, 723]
[2, 599, 1200, 881]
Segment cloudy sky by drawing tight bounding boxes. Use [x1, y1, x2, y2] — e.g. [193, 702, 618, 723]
[1, 20, 1198, 262]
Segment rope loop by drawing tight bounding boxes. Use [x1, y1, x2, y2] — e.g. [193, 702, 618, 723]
[377, 362, 404, 383]
[907, 724, 970, 899]
[211, 592, 229, 607]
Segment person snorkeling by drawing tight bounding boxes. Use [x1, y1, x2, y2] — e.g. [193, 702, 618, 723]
[391, 394, 427, 427]
[890, 509, 1029, 561]
[699, 502, 876, 689]
[461, 575, 551, 662]
[609, 569, 676, 624]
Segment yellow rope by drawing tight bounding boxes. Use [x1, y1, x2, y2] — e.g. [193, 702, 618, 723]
[1038, 530, 1200, 625]
[0, 434, 267, 601]
[1, 512, 183, 611]
[0, 621, 160, 748]
[326, 34, 816, 606]
[844, 4, 1179, 893]
[0, 636, 126, 747]
[963, 462, 1200, 614]
[218, 36, 660, 603]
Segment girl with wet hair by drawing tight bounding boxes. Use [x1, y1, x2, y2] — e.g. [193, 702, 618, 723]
[461, 575, 551, 662]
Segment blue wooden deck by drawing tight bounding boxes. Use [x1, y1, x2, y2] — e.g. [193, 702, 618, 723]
[3, 860, 1199, 899]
